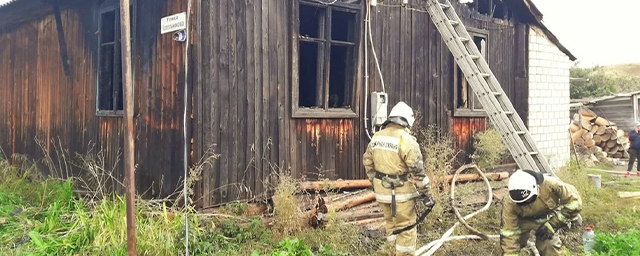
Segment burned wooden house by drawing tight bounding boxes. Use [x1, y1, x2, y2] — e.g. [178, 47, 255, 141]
[0, 0, 575, 207]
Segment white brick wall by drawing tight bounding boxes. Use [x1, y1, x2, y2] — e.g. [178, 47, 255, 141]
[528, 27, 571, 170]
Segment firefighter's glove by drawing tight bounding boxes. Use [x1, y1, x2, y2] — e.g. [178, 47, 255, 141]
[548, 215, 568, 231]
[414, 175, 431, 195]
[535, 222, 556, 241]
[415, 194, 436, 210]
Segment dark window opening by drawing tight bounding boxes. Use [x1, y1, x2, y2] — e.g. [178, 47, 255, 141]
[456, 34, 487, 112]
[299, 41, 321, 107]
[332, 9, 356, 42]
[477, 0, 491, 15]
[97, 5, 133, 114]
[329, 45, 352, 108]
[299, 4, 324, 38]
[492, 1, 509, 19]
[296, 1, 358, 112]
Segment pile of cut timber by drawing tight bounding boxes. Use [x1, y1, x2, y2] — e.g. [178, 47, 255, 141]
[301, 172, 509, 230]
[570, 107, 629, 164]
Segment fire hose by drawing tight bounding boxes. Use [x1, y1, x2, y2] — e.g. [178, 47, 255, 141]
[416, 164, 500, 256]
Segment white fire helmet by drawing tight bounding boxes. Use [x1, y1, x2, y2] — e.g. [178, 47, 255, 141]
[389, 101, 415, 127]
[507, 169, 539, 204]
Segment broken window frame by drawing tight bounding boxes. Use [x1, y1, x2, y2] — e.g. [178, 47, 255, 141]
[453, 28, 489, 118]
[96, 1, 135, 117]
[292, 0, 362, 119]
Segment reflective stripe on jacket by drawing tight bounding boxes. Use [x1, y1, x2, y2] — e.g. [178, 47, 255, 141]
[362, 123, 426, 183]
[500, 175, 582, 255]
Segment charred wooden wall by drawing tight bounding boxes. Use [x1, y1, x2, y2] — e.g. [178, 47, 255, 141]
[0, 0, 188, 199]
[194, 0, 529, 206]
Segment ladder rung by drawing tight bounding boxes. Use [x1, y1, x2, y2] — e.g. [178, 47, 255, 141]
[491, 92, 502, 96]
[460, 37, 470, 42]
[516, 131, 525, 135]
[439, 3, 451, 9]
[470, 55, 480, 60]
[449, 20, 460, 26]
[480, 73, 490, 78]
[504, 111, 514, 115]
[529, 152, 539, 155]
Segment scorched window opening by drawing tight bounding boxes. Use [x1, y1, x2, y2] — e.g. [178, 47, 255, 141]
[97, 3, 133, 115]
[297, 0, 359, 111]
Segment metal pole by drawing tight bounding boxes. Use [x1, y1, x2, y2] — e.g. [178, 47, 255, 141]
[119, 0, 136, 255]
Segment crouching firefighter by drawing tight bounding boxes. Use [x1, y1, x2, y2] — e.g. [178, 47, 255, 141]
[500, 170, 583, 256]
[363, 102, 435, 256]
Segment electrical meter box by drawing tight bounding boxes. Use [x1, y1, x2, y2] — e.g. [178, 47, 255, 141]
[370, 92, 388, 127]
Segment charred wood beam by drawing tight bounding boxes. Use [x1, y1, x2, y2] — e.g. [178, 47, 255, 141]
[52, 0, 71, 76]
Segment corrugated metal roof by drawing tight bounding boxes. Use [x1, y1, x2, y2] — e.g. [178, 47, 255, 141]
[571, 91, 640, 104]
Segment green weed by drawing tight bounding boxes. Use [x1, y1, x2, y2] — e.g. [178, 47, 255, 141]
[471, 128, 508, 170]
[593, 229, 640, 256]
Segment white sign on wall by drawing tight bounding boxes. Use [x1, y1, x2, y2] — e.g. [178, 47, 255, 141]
[161, 12, 187, 34]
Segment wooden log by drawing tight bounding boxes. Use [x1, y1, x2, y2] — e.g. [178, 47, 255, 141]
[570, 123, 581, 133]
[610, 131, 619, 140]
[328, 191, 376, 212]
[618, 191, 640, 199]
[619, 137, 629, 144]
[579, 107, 597, 118]
[299, 180, 373, 191]
[350, 217, 385, 226]
[606, 140, 617, 148]
[582, 132, 593, 141]
[601, 133, 612, 141]
[617, 129, 625, 138]
[300, 172, 510, 192]
[608, 147, 618, 154]
[589, 125, 599, 134]
[593, 116, 612, 126]
[573, 113, 581, 122]
[581, 114, 595, 122]
[594, 135, 602, 144]
[338, 209, 384, 221]
[572, 129, 586, 143]
[594, 146, 603, 153]
[580, 119, 592, 131]
[585, 139, 596, 148]
[575, 138, 585, 147]
[440, 172, 510, 183]
[614, 153, 623, 158]
[596, 125, 606, 135]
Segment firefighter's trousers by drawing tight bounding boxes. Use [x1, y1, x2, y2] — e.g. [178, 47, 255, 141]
[516, 219, 563, 256]
[373, 178, 419, 256]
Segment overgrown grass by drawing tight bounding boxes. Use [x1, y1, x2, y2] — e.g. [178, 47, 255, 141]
[0, 154, 372, 256]
[593, 229, 640, 256]
[0, 160, 191, 256]
[471, 128, 508, 170]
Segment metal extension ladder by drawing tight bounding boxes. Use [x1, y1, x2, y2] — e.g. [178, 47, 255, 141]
[425, 0, 556, 176]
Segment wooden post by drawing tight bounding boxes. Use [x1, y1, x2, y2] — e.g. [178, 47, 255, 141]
[119, 0, 136, 255]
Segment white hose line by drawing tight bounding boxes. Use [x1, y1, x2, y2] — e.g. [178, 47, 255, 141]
[416, 165, 495, 256]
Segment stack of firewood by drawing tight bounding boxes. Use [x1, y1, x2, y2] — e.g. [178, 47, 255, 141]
[570, 107, 629, 163]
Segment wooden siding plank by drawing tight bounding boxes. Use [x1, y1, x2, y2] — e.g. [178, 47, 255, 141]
[228, 0, 239, 202]
[245, 0, 256, 200]
[253, 0, 264, 196]
[235, 0, 248, 200]
[268, 0, 278, 183]
[260, 0, 269, 195]
[277, 0, 289, 178]
[218, 0, 230, 203]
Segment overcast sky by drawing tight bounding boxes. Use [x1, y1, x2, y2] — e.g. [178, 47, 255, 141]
[533, 0, 640, 67]
[0, 0, 637, 67]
